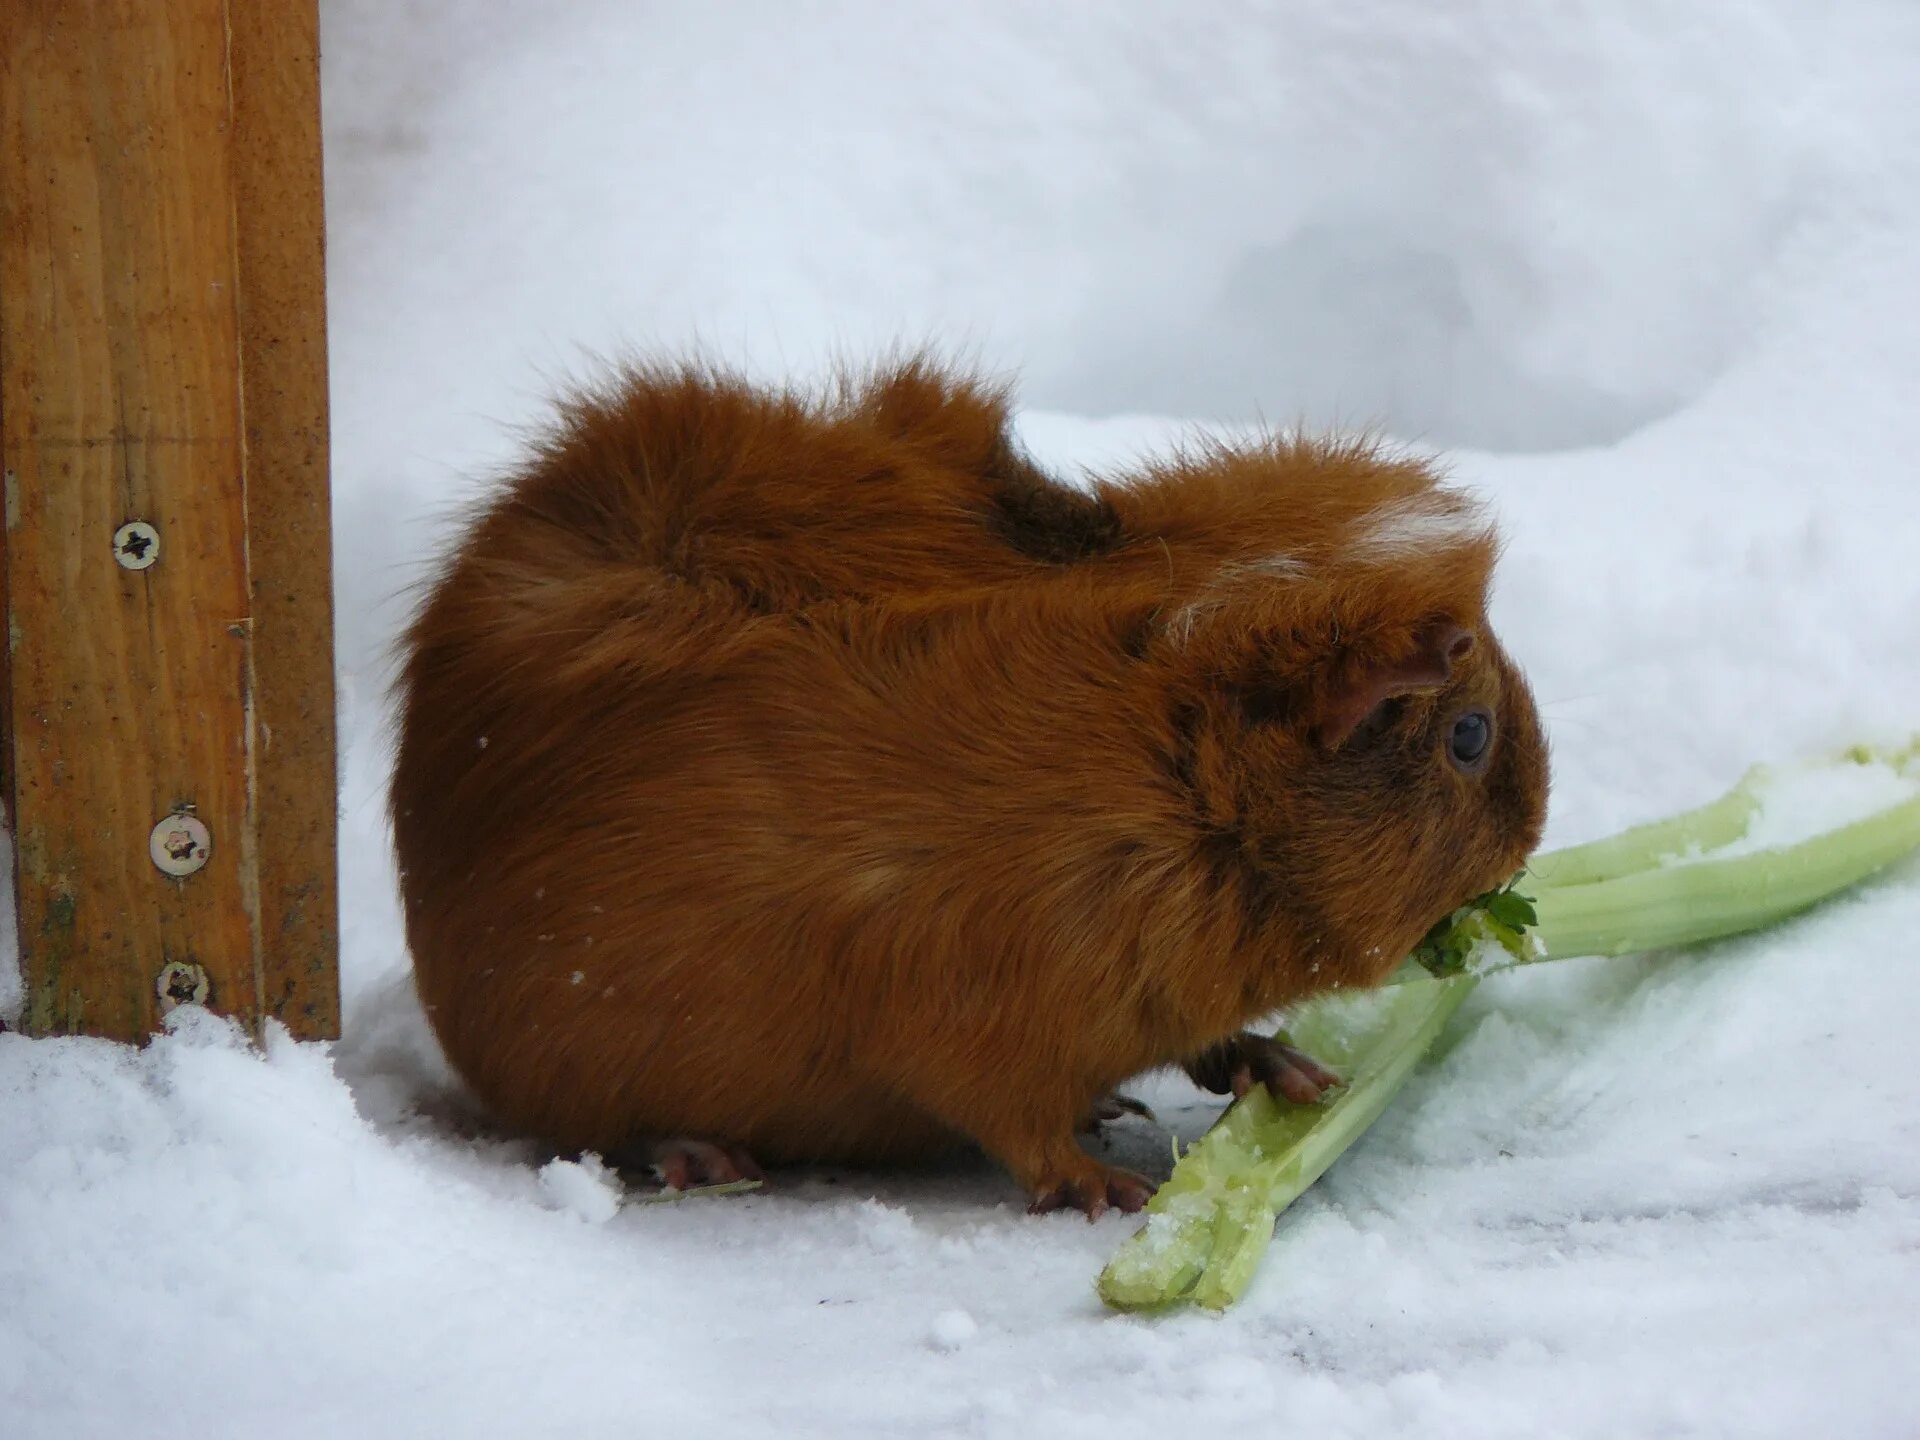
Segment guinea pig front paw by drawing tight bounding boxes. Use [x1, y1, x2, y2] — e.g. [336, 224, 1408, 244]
[1026, 1160, 1156, 1220]
[1185, 1031, 1343, 1106]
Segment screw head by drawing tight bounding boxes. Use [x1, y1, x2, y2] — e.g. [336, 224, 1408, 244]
[112, 521, 160, 570]
[150, 812, 211, 876]
[156, 959, 210, 1014]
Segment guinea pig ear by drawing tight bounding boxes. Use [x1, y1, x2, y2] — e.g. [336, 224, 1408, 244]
[1315, 621, 1474, 750]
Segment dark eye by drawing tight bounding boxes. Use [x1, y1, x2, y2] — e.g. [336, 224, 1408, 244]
[1447, 709, 1494, 770]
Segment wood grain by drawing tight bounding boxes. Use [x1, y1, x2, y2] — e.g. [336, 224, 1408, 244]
[0, 0, 338, 1042]
[229, 1, 341, 1037]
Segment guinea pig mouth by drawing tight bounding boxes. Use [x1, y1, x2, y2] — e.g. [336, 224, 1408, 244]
[1411, 869, 1535, 958]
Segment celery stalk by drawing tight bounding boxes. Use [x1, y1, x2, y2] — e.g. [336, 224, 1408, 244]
[1523, 768, 1765, 889]
[1530, 794, 1920, 959]
[1101, 975, 1473, 1311]
[1529, 738, 1918, 893]
[1097, 740, 1920, 1313]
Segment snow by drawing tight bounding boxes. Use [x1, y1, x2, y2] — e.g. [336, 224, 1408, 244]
[536, 1152, 623, 1225]
[7, 2, 1920, 1435]
[1708, 756, 1920, 859]
[927, 1309, 980, 1353]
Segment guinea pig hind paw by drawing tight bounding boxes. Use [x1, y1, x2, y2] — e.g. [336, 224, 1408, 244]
[1077, 1092, 1158, 1136]
[1026, 1165, 1155, 1220]
[645, 1138, 766, 1191]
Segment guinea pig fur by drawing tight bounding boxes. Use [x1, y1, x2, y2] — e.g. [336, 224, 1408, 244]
[391, 358, 1549, 1216]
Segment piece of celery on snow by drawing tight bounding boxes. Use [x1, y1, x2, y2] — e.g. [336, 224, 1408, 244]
[1099, 976, 1475, 1311]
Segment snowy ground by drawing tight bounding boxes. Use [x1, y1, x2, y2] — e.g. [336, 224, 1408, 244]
[7, 4, 1920, 1436]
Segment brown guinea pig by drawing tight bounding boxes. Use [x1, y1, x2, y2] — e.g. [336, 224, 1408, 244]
[390, 358, 1549, 1216]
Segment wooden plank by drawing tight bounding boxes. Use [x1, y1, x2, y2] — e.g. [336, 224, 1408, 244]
[229, 0, 340, 1038]
[0, 0, 338, 1042]
[1, 0, 256, 1040]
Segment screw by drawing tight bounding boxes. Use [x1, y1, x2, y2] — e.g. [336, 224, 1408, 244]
[149, 812, 211, 876]
[155, 959, 210, 1014]
[112, 521, 160, 570]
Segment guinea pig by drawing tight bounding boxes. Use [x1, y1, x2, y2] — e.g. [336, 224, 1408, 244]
[390, 358, 1549, 1216]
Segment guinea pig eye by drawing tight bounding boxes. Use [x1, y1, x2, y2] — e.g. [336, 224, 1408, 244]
[1447, 709, 1494, 771]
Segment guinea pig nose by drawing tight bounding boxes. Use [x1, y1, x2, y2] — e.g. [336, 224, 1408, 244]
[1448, 708, 1494, 770]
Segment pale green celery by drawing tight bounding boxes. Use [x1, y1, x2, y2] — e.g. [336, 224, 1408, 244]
[1530, 793, 1920, 959]
[1186, 1181, 1278, 1312]
[1381, 789, 1920, 979]
[1099, 976, 1472, 1311]
[1524, 767, 1766, 888]
[1529, 738, 1918, 892]
[630, 1178, 763, 1204]
[1397, 740, 1920, 977]
[1098, 739, 1920, 1313]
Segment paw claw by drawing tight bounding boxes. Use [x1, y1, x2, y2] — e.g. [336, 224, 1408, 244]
[1078, 1091, 1159, 1135]
[1189, 1031, 1342, 1105]
[1027, 1165, 1154, 1219]
[646, 1137, 765, 1190]
[1107, 1172, 1154, 1214]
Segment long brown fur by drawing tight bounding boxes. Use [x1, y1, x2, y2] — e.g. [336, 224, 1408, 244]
[391, 357, 1548, 1211]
